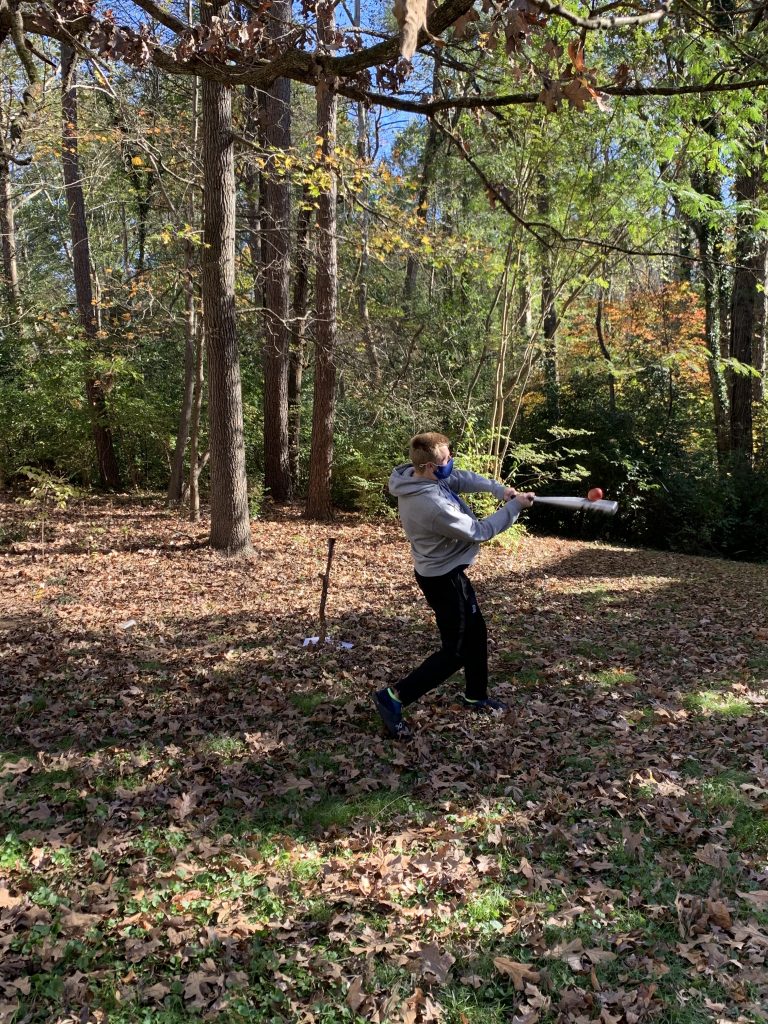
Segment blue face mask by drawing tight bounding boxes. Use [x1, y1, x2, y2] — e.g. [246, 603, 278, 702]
[433, 457, 454, 480]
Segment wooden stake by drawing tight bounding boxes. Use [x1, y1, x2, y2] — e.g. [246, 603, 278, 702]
[317, 537, 336, 642]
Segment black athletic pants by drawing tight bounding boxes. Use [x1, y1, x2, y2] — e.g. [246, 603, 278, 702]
[396, 565, 489, 707]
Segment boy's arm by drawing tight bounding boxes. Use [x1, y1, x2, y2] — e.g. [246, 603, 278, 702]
[447, 469, 509, 500]
[430, 497, 525, 543]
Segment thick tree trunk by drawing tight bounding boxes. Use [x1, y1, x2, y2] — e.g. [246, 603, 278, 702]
[61, 44, 121, 490]
[260, 0, 292, 502]
[729, 168, 761, 464]
[537, 175, 559, 424]
[200, 30, 252, 555]
[306, 8, 338, 521]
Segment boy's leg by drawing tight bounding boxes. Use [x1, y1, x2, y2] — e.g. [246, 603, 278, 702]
[457, 572, 490, 702]
[395, 568, 467, 706]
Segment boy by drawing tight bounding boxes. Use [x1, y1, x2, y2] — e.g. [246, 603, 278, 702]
[374, 432, 534, 740]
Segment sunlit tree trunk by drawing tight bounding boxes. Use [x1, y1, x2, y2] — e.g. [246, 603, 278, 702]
[0, 159, 20, 315]
[306, 4, 337, 521]
[200, 2, 252, 555]
[61, 43, 121, 490]
[353, 0, 380, 382]
[260, 0, 292, 502]
[752, 237, 767, 406]
[168, 70, 200, 504]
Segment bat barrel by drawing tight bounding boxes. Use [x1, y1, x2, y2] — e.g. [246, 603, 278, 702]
[533, 496, 618, 516]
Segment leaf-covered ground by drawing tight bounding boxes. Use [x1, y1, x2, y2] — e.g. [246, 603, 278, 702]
[1, 497, 767, 1024]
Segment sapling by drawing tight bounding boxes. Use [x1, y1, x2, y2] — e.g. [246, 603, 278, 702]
[17, 467, 80, 555]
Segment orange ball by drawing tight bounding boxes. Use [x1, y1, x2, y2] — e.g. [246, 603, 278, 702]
[587, 487, 604, 501]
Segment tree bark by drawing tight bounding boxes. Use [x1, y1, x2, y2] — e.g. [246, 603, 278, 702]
[168, 239, 199, 502]
[288, 196, 313, 489]
[306, 6, 338, 521]
[188, 320, 205, 522]
[260, 0, 292, 502]
[0, 159, 20, 314]
[595, 291, 616, 414]
[200, 11, 252, 555]
[690, 168, 731, 463]
[752, 234, 767, 406]
[168, 72, 201, 503]
[403, 60, 441, 306]
[61, 43, 121, 490]
[353, 0, 380, 382]
[729, 167, 761, 464]
[537, 174, 559, 424]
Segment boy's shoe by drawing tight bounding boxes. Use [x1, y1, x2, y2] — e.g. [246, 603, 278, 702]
[461, 696, 508, 712]
[374, 688, 412, 740]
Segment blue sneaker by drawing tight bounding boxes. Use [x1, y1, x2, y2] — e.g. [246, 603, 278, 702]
[461, 696, 508, 712]
[374, 688, 412, 740]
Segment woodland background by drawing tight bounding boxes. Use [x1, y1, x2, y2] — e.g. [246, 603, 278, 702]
[2, 6, 768, 1022]
[0, 1, 768, 557]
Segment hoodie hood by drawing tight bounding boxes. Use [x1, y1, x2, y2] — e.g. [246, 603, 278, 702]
[388, 463, 437, 497]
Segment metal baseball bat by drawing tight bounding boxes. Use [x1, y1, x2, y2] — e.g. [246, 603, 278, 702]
[532, 496, 618, 515]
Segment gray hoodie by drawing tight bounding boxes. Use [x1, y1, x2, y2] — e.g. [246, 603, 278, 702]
[388, 464, 524, 577]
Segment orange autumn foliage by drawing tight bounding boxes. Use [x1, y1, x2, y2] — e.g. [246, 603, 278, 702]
[567, 281, 708, 392]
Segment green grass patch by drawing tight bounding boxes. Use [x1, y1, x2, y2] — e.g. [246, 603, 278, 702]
[590, 668, 638, 688]
[683, 689, 753, 716]
[200, 734, 250, 759]
[291, 692, 333, 713]
[574, 640, 610, 660]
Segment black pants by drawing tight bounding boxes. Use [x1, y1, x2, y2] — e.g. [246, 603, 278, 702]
[396, 565, 488, 707]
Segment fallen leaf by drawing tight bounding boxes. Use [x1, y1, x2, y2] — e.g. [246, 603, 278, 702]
[493, 957, 540, 990]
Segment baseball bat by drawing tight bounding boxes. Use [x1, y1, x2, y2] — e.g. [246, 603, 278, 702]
[532, 496, 618, 516]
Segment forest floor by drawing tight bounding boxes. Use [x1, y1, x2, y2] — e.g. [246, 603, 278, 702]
[1, 496, 767, 1024]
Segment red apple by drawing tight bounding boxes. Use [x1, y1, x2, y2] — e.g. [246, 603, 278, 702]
[587, 487, 604, 501]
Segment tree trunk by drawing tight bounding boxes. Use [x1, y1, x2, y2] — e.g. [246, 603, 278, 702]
[200, 15, 252, 555]
[403, 60, 441, 306]
[188, 321, 205, 522]
[168, 242, 198, 502]
[729, 168, 761, 464]
[288, 196, 313, 489]
[752, 235, 767, 406]
[690, 169, 731, 463]
[0, 159, 20, 314]
[537, 174, 559, 424]
[595, 291, 616, 414]
[306, 8, 338, 522]
[353, 0, 380, 382]
[61, 44, 121, 490]
[168, 72, 201, 504]
[260, 0, 292, 502]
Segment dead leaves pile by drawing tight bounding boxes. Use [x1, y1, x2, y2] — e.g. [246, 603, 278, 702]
[1, 497, 768, 1023]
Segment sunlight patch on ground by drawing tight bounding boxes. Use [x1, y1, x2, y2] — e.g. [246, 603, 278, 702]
[683, 689, 755, 717]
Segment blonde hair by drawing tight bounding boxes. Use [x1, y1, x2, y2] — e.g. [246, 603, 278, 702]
[409, 432, 450, 469]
